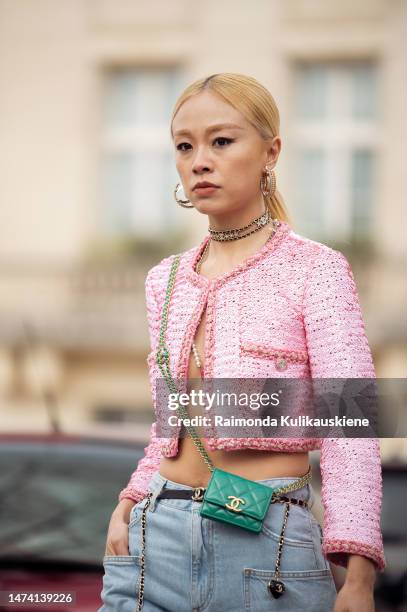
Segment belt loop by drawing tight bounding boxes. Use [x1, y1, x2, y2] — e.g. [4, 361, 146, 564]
[307, 483, 315, 510]
[148, 475, 168, 512]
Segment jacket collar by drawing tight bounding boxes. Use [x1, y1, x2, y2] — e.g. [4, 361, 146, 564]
[185, 219, 291, 288]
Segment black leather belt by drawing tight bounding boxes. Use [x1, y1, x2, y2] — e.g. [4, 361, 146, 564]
[157, 487, 207, 502]
[156, 488, 308, 508]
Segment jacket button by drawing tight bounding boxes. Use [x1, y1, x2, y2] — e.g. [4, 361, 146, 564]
[275, 358, 287, 371]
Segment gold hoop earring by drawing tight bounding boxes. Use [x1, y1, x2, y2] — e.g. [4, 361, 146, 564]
[174, 183, 194, 208]
[260, 167, 276, 198]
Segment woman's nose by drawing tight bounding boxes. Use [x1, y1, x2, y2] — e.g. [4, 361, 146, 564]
[192, 147, 212, 174]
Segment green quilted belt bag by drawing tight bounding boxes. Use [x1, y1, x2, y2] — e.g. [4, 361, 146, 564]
[200, 467, 274, 533]
[156, 254, 312, 535]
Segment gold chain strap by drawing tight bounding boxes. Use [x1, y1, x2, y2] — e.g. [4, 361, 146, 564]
[136, 492, 153, 612]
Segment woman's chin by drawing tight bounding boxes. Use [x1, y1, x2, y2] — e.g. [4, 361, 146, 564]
[192, 199, 233, 216]
[193, 201, 223, 215]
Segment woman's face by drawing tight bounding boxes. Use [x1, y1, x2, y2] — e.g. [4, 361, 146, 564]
[171, 91, 280, 217]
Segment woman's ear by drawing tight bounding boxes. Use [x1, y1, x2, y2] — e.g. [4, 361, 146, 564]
[265, 136, 281, 168]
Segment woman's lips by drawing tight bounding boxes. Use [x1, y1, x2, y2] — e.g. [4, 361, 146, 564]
[194, 186, 219, 195]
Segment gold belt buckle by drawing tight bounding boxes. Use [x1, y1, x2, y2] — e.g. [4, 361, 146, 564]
[192, 487, 205, 502]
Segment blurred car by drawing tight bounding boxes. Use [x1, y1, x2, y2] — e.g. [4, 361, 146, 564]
[310, 458, 407, 610]
[0, 433, 145, 611]
[374, 463, 407, 611]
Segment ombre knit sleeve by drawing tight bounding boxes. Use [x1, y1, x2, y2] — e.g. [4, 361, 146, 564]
[118, 267, 163, 504]
[302, 246, 386, 572]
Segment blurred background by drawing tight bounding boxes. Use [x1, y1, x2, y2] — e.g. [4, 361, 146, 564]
[0, 0, 406, 610]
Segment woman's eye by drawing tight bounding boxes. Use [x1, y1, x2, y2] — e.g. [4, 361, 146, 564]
[176, 137, 234, 151]
[213, 137, 233, 147]
[176, 142, 192, 151]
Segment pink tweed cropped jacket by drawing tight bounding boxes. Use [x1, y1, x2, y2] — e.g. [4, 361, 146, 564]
[120, 220, 386, 572]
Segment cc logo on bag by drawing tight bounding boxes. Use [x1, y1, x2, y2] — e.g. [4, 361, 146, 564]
[225, 496, 246, 512]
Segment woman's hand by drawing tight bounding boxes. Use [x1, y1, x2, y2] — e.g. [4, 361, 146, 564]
[104, 498, 136, 556]
[334, 555, 376, 612]
[334, 582, 375, 612]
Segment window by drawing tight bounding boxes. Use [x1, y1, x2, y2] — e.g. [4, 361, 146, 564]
[99, 68, 183, 239]
[290, 61, 380, 243]
[351, 149, 375, 238]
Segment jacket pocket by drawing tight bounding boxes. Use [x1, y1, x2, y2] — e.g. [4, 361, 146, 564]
[240, 340, 309, 372]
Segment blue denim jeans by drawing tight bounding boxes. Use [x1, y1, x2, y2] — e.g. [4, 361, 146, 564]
[99, 470, 337, 611]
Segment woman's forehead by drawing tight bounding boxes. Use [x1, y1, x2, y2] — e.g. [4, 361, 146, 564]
[172, 92, 250, 135]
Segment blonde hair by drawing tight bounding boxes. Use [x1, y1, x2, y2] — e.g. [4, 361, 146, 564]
[170, 73, 291, 223]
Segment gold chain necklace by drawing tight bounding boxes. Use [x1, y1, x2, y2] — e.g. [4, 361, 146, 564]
[209, 209, 271, 241]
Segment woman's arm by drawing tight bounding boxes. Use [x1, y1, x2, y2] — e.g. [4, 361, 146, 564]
[346, 554, 377, 586]
[118, 265, 164, 504]
[302, 246, 386, 580]
[333, 555, 376, 612]
[118, 421, 162, 503]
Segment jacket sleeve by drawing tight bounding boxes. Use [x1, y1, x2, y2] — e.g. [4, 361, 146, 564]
[303, 246, 386, 572]
[118, 267, 163, 503]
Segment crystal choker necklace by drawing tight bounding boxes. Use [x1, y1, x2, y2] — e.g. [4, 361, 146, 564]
[208, 209, 271, 242]
[196, 217, 280, 276]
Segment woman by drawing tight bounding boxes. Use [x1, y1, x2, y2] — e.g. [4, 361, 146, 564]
[99, 73, 385, 612]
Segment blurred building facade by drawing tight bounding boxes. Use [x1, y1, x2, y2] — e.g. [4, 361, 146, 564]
[0, 0, 406, 454]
